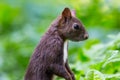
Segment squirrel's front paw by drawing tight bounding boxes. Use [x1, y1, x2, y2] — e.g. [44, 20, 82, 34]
[65, 76, 72, 80]
[71, 74, 75, 80]
[65, 73, 73, 80]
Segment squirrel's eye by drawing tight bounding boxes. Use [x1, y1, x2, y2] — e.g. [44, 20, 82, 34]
[73, 24, 79, 30]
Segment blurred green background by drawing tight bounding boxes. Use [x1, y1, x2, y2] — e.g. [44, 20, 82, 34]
[0, 0, 120, 80]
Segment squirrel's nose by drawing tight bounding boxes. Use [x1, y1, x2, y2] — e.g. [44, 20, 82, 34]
[84, 34, 89, 39]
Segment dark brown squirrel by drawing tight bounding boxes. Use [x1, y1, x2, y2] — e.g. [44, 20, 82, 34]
[24, 7, 88, 80]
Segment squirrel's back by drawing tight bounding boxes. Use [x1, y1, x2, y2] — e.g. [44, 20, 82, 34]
[25, 27, 64, 80]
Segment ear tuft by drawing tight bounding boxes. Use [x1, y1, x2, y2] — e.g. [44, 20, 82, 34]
[62, 7, 71, 18]
[71, 10, 76, 17]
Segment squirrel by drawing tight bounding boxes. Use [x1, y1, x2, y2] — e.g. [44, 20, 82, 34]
[24, 7, 88, 80]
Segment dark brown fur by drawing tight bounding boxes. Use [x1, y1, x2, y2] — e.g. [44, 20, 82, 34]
[25, 8, 88, 80]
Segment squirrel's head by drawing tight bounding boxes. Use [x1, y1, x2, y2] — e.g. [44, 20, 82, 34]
[57, 7, 88, 41]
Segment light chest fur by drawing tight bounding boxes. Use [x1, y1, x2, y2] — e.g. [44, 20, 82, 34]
[63, 40, 68, 63]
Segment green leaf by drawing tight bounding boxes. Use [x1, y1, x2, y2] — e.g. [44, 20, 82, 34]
[86, 70, 105, 80]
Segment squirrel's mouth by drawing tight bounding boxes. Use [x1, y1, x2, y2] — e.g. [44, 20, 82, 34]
[66, 33, 89, 42]
[70, 37, 88, 42]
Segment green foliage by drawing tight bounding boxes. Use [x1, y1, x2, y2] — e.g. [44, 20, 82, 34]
[86, 70, 105, 80]
[0, 0, 120, 80]
[69, 33, 120, 80]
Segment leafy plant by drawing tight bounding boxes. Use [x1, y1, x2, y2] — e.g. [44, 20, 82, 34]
[68, 33, 120, 80]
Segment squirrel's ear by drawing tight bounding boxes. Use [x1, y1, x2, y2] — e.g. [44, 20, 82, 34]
[62, 7, 71, 19]
[71, 10, 76, 17]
